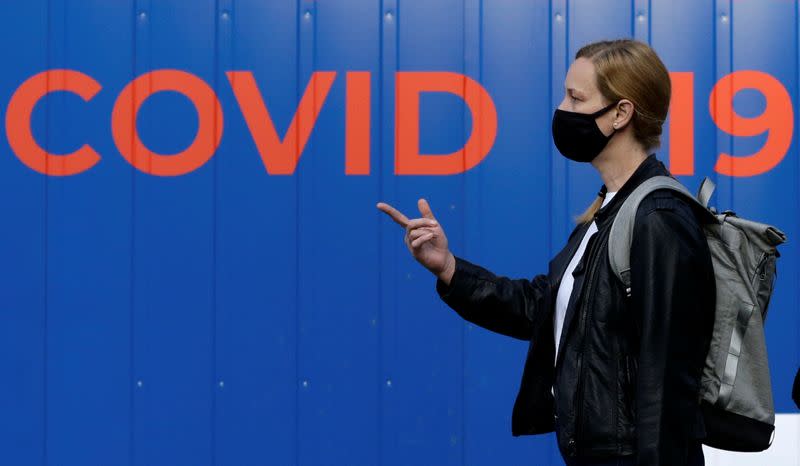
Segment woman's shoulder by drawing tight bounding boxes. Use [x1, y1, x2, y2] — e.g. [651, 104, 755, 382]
[636, 187, 697, 219]
[633, 187, 707, 247]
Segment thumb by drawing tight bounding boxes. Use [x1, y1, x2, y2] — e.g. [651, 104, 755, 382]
[418, 198, 436, 220]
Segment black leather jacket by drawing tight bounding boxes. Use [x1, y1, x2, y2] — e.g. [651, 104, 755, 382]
[435, 153, 716, 465]
[793, 366, 800, 409]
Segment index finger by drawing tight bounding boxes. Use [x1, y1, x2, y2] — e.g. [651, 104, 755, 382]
[376, 202, 409, 228]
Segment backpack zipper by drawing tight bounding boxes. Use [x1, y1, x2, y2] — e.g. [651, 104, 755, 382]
[754, 251, 777, 321]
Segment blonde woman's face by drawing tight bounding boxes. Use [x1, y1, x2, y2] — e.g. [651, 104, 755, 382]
[559, 57, 604, 113]
[558, 56, 626, 138]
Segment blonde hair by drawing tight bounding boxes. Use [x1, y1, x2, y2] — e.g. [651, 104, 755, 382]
[572, 39, 671, 225]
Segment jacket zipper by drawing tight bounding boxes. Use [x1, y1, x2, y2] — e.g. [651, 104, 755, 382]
[571, 225, 606, 453]
[624, 355, 631, 388]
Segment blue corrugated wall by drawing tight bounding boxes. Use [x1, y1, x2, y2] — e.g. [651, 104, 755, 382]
[0, 0, 798, 465]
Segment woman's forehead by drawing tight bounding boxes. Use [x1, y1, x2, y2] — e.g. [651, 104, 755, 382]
[565, 58, 597, 96]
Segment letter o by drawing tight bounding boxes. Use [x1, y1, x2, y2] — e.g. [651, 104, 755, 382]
[111, 69, 223, 176]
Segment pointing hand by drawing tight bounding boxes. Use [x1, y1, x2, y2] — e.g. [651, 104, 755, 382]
[376, 198, 454, 278]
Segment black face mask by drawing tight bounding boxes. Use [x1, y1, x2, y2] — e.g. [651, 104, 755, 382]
[551, 101, 619, 163]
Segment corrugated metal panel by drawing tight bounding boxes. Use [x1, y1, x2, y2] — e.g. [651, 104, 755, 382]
[0, 0, 796, 464]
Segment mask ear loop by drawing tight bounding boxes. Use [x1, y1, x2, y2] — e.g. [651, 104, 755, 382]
[590, 101, 620, 137]
[590, 101, 619, 118]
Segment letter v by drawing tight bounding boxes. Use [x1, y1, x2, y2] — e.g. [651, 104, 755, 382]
[226, 71, 336, 174]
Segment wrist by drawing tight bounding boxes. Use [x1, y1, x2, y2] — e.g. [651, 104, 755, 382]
[437, 252, 456, 285]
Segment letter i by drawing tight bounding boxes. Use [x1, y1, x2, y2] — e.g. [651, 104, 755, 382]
[346, 71, 371, 175]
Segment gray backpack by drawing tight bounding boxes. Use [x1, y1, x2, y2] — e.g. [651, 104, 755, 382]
[607, 174, 787, 452]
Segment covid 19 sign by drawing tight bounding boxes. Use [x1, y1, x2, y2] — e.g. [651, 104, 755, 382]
[5, 69, 794, 177]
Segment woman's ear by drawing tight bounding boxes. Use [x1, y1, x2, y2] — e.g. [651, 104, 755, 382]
[613, 99, 635, 129]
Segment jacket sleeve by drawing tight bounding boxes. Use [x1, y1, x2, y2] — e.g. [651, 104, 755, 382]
[629, 205, 712, 465]
[435, 255, 551, 341]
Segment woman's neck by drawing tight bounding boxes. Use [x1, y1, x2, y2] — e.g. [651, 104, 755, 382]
[592, 149, 649, 193]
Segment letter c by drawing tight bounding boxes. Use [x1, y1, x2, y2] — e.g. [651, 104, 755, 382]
[6, 69, 102, 176]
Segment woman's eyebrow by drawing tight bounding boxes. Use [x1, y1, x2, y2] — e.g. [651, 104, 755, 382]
[565, 86, 585, 96]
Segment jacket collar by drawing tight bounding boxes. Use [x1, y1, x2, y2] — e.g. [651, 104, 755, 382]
[592, 152, 670, 229]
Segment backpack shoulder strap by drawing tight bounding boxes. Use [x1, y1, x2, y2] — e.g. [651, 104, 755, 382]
[697, 176, 716, 209]
[608, 175, 714, 297]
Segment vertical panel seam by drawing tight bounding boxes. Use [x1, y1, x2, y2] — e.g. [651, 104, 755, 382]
[129, 0, 137, 463]
[294, 2, 300, 466]
[376, 1, 385, 464]
[44, 0, 51, 464]
[211, 0, 221, 464]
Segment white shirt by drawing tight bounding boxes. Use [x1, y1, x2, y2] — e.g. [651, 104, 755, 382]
[552, 190, 617, 396]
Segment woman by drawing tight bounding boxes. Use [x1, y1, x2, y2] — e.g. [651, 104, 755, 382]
[377, 39, 714, 465]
